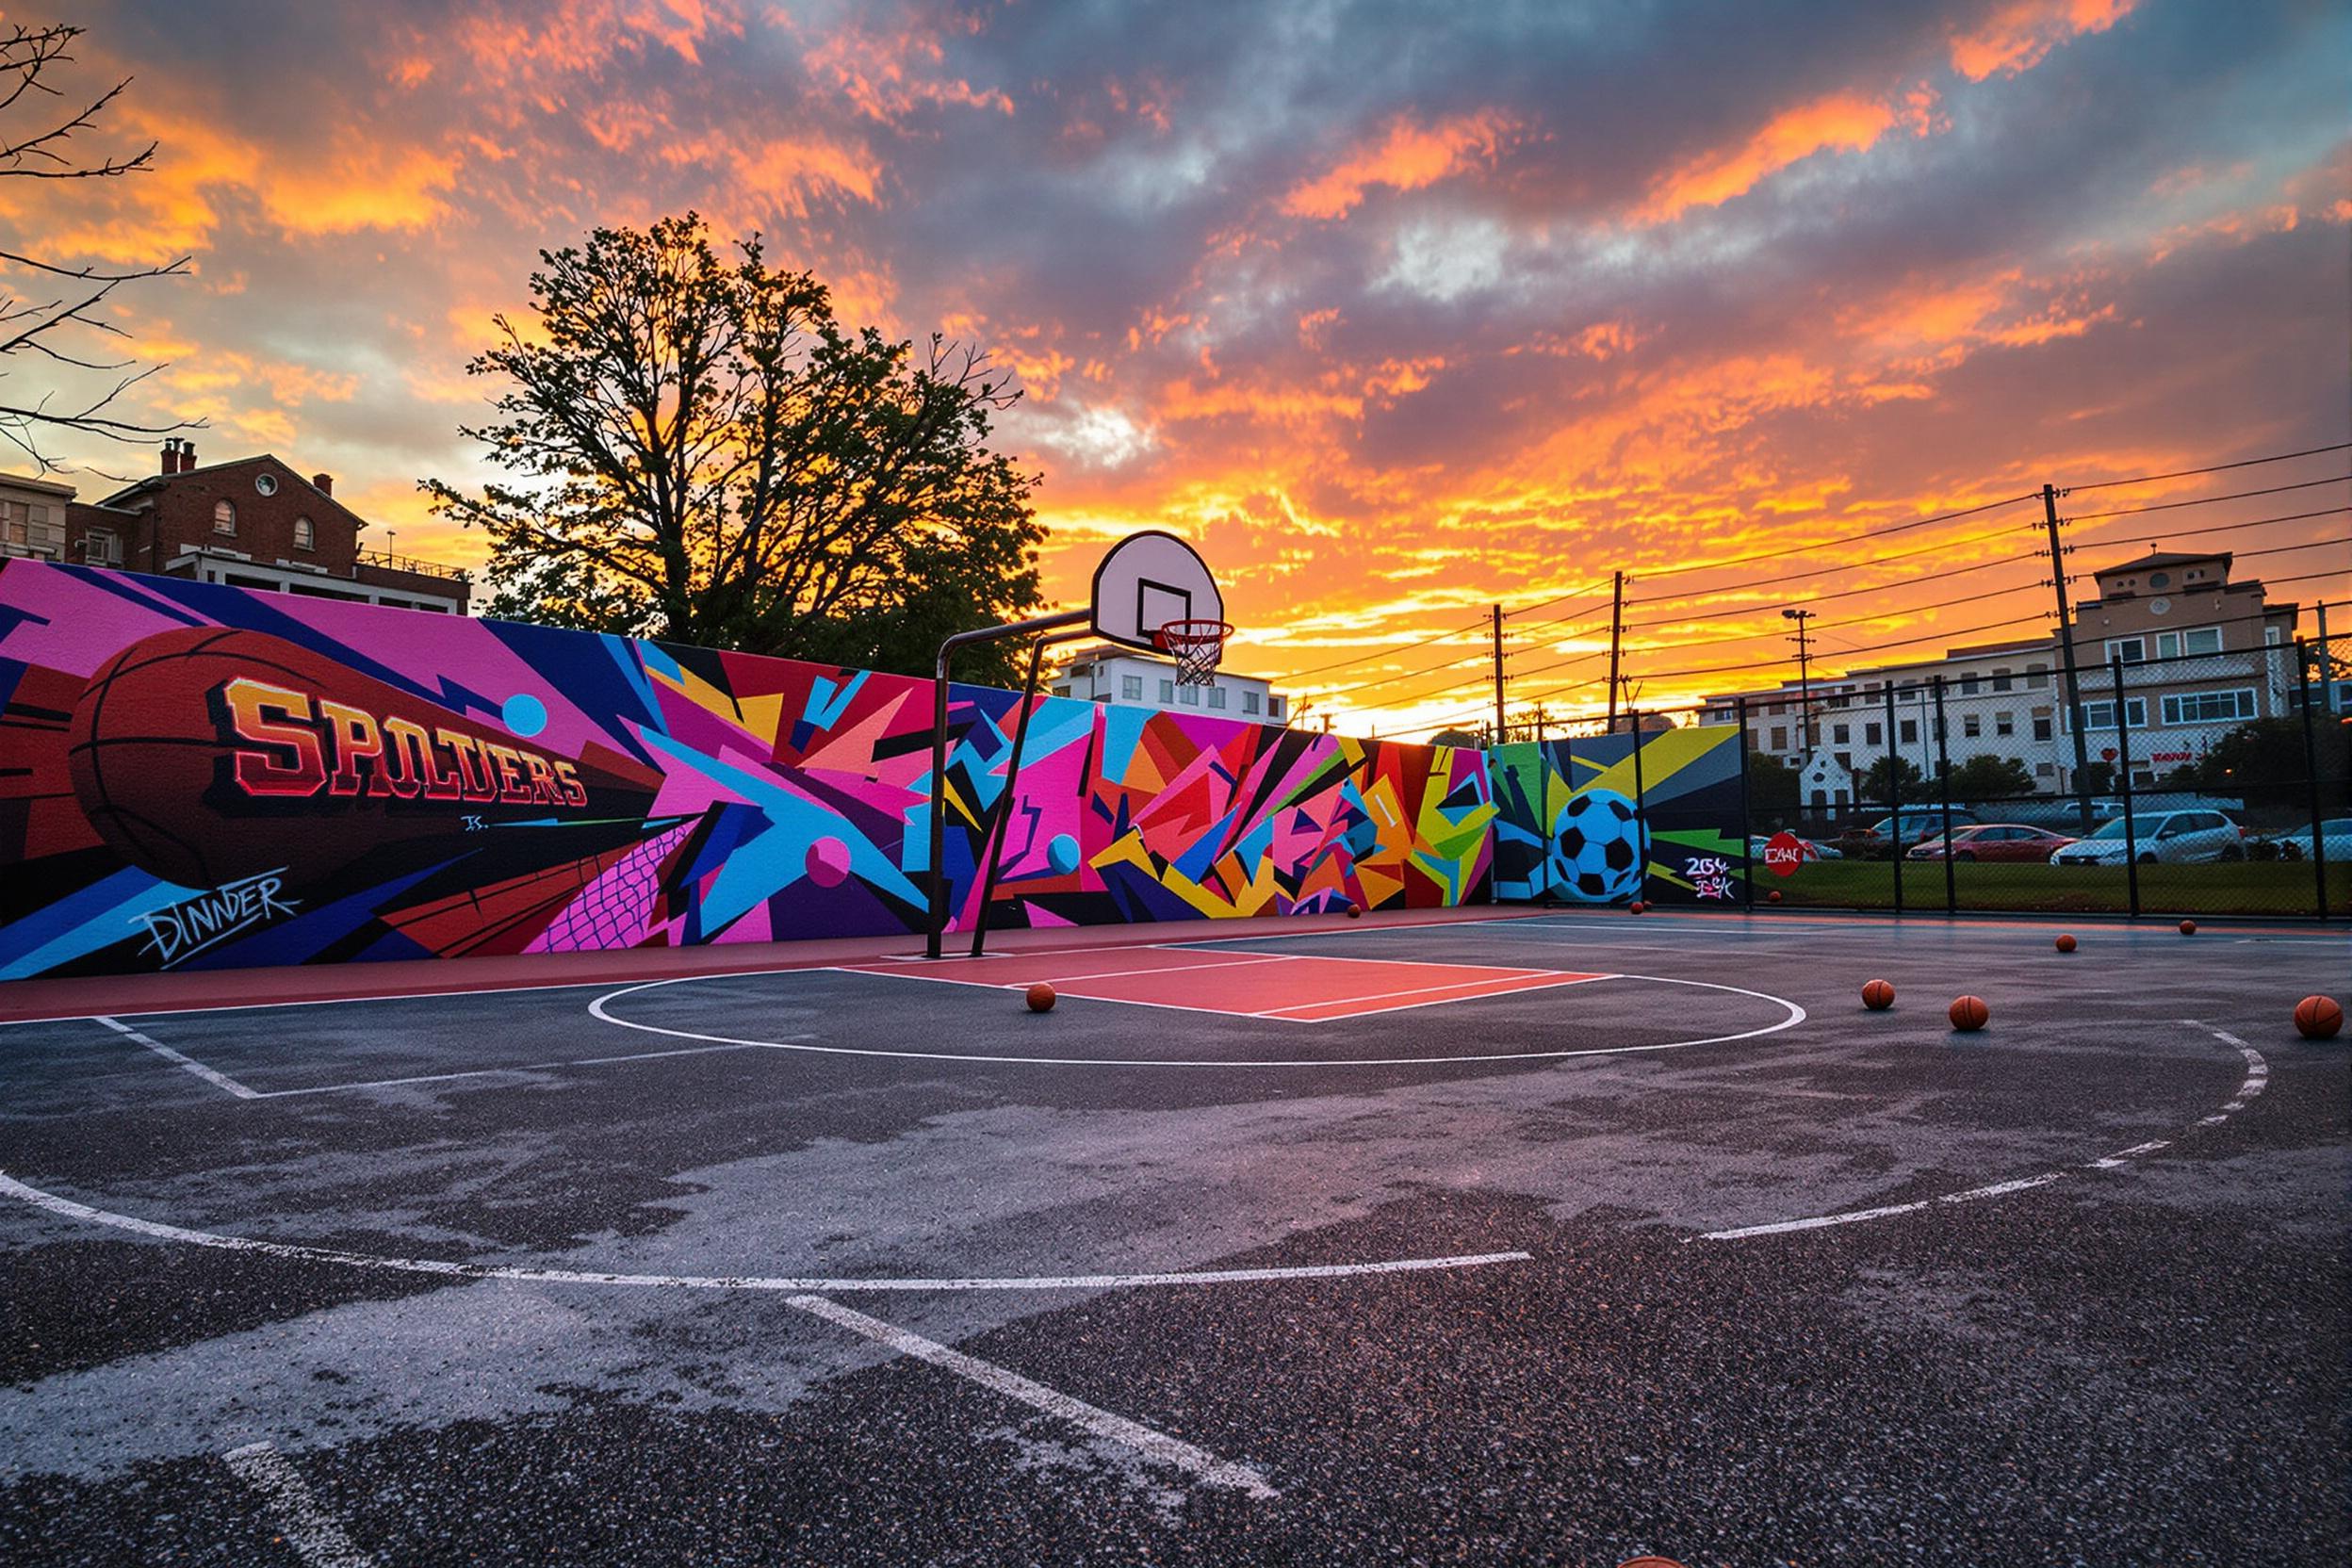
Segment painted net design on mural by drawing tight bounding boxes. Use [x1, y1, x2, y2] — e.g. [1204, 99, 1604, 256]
[531, 822, 694, 952]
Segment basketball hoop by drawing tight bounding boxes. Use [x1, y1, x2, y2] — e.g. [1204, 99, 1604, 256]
[1154, 617, 1233, 686]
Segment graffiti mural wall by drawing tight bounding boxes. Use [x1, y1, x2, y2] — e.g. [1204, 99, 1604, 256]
[1489, 727, 1748, 906]
[0, 561, 1494, 979]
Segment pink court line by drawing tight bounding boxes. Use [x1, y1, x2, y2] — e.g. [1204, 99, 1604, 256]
[1255, 971, 1609, 1022]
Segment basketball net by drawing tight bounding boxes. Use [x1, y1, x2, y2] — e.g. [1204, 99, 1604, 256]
[1154, 618, 1233, 687]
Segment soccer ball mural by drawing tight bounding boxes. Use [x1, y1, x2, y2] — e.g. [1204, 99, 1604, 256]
[1548, 788, 1650, 903]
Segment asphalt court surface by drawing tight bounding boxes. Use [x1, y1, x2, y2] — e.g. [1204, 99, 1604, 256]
[0, 911, 2345, 1565]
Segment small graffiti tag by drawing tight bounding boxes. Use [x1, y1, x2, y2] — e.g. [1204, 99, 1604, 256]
[135, 870, 300, 969]
[1684, 853, 1734, 900]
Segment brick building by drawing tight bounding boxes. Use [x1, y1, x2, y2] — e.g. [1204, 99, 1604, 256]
[0, 438, 469, 613]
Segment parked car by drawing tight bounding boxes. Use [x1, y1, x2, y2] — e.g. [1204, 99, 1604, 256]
[1838, 808, 1979, 858]
[1748, 834, 1842, 862]
[2050, 809, 2245, 865]
[1908, 824, 2077, 862]
[2259, 818, 2352, 862]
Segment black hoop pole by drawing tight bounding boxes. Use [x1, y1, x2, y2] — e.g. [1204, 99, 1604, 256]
[968, 630, 1089, 958]
[928, 609, 1088, 959]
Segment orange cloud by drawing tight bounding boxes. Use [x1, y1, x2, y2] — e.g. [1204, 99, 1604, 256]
[1634, 90, 1919, 225]
[799, 18, 1014, 122]
[1950, 0, 2137, 82]
[1282, 111, 1517, 220]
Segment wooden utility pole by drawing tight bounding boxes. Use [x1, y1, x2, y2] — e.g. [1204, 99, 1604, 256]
[1492, 603, 1506, 743]
[2044, 482, 2095, 834]
[1605, 571, 1625, 733]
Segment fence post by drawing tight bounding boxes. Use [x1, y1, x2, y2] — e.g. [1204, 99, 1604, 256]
[2298, 641, 2330, 920]
[1885, 681, 1903, 917]
[2112, 655, 2139, 920]
[1629, 709, 1648, 904]
[1736, 696, 1756, 910]
[1934, 676, 1956, 914]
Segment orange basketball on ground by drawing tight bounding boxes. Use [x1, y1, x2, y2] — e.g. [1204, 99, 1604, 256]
[1949, 994, 1989, 1031]
[2294, 995, 2343, 1039]
[1862, 978, 1895, 1010]
[1025, 982, 1056, 1013]
[1766, 889, 1783, 904]
[1346, 903, 1363, 919]
[2055, 933, 2077, 952]
[2179, 919, 2197, 935]
[1628, 900, 1646, 914]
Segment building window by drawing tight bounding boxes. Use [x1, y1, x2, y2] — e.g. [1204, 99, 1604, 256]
[1832, 723, 1850, 743]
[2081, 698, 2148, 729]
[1992, 670, 2012, 693]
[1178, 684, 1200, 707]
[2033, 715, 2052, 741]
[2153, 627, 2221, 658]
[1207, 686, 1227, 710]
[2105, 636, 2146, 664]
[212, 499, 237, 535]
[254, 472, 279, 497]
[1243, 691, 1261, 714]
[1995, 712, 2014, 736]
[1119, 674, 1143, 701]
[2035, 761, 2054, 777]
[2027, 664, 2049, 688]
[1157, 678, 1175, 703]
[294, 516, 315, 550]
[1959, 675, 1979, 695]
[1768, 702, 1787, 716]
[1268, 696, 1286, 721]
[1962, 714, 1981, 738]
[1770, 726, 1788, 749]
[1864, 723, 1881, 746]
[1898, 719, 1918, 744]
[2148, 570, 2169, 588]
[83, 528, 119, 565]
[2160, 689, 2256, 726]
[1052, 685, 1071, 699]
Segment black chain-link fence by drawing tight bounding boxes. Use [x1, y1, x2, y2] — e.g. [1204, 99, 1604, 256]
[1723, 629, 2348, 918]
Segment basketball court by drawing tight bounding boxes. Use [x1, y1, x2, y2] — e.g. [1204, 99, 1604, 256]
[1, 906, 2344, 1566]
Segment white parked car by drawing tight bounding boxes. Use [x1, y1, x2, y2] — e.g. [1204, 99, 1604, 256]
[2049, 809, 2245, 866]
[2266, 818, 2352, 862]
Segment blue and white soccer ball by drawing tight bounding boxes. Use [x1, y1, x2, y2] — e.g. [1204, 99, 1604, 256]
[1549, 788, 1650, 903]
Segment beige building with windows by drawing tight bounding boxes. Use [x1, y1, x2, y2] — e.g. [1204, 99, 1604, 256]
[1052, 645, 1289, 724]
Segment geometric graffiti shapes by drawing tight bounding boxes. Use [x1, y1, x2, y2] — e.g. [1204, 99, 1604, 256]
[798, 684, 915, 782]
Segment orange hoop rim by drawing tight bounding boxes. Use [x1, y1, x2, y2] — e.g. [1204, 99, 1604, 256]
[1152, 617, 1234, 650]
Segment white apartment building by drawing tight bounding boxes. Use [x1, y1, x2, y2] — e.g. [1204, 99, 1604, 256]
[1702, 550, 2314, 798]
[1052, 645, 1290, 724]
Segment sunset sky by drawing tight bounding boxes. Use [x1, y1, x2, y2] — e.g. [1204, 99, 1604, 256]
[10, 0, 2349, 734]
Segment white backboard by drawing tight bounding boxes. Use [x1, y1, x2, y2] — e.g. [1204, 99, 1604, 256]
[1089, 531, 1224, 653]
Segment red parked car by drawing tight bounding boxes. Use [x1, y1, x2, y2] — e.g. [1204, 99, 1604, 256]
[1907, 824, 2076, 862]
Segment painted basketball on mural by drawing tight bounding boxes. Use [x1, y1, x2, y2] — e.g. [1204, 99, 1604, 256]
[1554, 788, 1649, 903]
[68, 627, 660, 890]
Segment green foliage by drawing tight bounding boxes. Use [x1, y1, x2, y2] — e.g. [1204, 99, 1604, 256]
[1858, 753, 1925, 805]
[1746, 750, 1800, 816]
[425, 213, 1047, 685]
[2075, 760, 2115, 794]
[2185, 715, 2347, 809]
[1947, 753, 2036, 801]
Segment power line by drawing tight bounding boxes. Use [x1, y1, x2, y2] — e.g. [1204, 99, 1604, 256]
[1504, 575, 1615, 620]
[1258, 614, 1486, 684]
[1620, 492, 2040, 583]
[2065, 441, 2352, 494]
[2065, 471, 2349, 522]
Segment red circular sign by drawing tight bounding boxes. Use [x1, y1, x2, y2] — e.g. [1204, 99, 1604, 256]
[1763, 829, 1805, 877]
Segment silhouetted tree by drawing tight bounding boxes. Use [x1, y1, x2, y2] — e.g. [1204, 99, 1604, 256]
[426, 213, 1046, 684]
[0, 23, 199, 474]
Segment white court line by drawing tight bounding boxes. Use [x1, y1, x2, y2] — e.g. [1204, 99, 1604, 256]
[787, 1293, 1277, 1499]
[0, 1170, 1527, 1293]
[1702, 1021, 2271, 1242]
[94, 1015, 260, 1099]
[222, 1442, 378, 1568]
[592, 972, 1805, 1065]
[253, 1042, 767, 1098]
[916, 954, 1296, 987]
